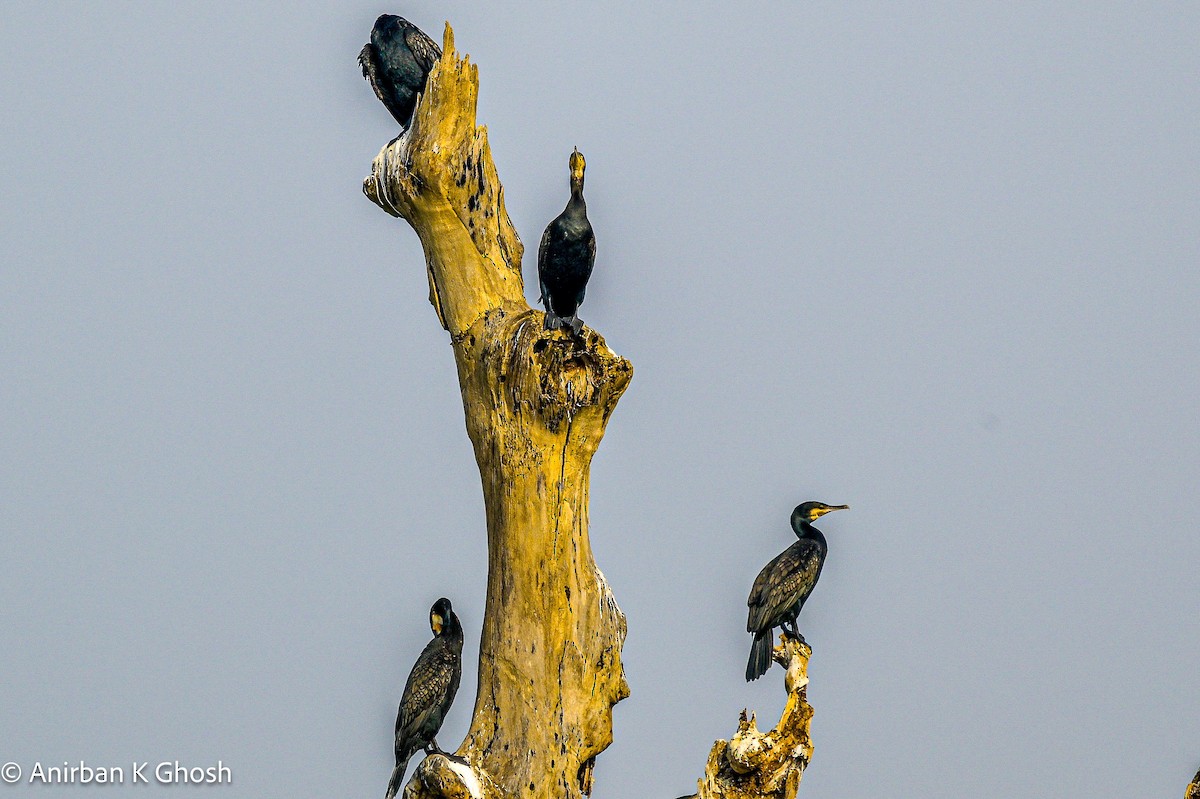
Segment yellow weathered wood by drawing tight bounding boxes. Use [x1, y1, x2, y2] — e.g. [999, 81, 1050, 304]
[364, 24, 630, 799]
[692, 636, 815, 799]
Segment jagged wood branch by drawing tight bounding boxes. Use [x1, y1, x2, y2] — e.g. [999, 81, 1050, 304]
[363, 23, 631, 799]
[1187, 766, 1200, 799]
[690, 635, 815, 799]
[363, 25, 523, 335]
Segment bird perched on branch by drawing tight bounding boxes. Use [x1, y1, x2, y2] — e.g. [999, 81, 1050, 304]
[385, 597, 463, 799]
[538, 148, 596, 332]
[359, 14, 441, 132]
[745, 502, 848, 681]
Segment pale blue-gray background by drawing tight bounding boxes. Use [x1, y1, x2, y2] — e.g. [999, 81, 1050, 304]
[2, 3, 1198, 797]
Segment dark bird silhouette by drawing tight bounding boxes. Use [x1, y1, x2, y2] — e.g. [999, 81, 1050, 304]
[385, 597, 463, 799]
[745, 502, 848, 681]
[538, 148, 595, 332]
[359, 14, 441, 132]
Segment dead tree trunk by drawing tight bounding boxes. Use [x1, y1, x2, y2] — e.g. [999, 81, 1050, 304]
[363, 25, 630, 799]
[364, 23, 814, 799]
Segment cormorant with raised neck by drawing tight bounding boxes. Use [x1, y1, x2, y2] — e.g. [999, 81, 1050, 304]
[359, 14, 441, 132]
[745, 502, 848, 681]
[538, 148, 596, 332]
[385, 597, 463, 799]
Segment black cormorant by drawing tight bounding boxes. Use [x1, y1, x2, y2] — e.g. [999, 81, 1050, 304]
[359, 14, 441, 132]
[745, 502, 848, 681]
[538, 148, 596, 332]
[385, 597, 463, 799]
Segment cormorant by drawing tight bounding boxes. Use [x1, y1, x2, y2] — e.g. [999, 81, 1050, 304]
[745, 502, 848, 681]
[538, 148, 596, 332]
[385, 597, 463, 799]
[359, 14, 441, 132]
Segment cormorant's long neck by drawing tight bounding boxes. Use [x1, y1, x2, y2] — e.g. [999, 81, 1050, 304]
[444, 614, 464, 647]
[568, 180, 586, 214]
[797, 521, 828, 553]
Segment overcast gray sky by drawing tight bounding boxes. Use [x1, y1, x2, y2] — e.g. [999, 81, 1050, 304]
[2, 2, 1198, 798]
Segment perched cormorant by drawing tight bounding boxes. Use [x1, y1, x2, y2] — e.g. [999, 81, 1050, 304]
[385, 597, 463, 799]
[359, 14, 441, 132]
[538, 148, 596, 332]
[745, 502, 848, 681]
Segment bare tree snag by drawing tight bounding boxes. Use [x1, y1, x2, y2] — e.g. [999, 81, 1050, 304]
[363, 24, 631, 799]
[687, 635, 814, 799]
[1187, 766, 1200, 799]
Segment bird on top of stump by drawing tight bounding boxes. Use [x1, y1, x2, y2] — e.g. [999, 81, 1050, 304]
[385, 597, 463, 799]
[538, 148, 596, 333]
[359, 14, 441, 132]
[745, 502, 848, 681]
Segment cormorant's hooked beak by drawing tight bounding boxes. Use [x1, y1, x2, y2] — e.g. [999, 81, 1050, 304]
[814, 504, 850, 519]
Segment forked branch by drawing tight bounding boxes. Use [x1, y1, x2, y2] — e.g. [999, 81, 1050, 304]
[691, 636, 815, 799]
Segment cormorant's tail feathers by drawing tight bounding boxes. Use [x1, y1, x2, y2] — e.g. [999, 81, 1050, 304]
[385, 755, 411, 799]
[746, 631, 773, 682]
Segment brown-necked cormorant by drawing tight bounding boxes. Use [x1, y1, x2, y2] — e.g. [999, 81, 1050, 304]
[745, 502, 848, 681]
[538, 148, 596, 332]
[359, 14, 441, 132]
[385, 597, 463, 799]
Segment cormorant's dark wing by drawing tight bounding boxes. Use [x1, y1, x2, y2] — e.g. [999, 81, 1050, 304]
[537, 224, 553, 304]
[359, 43, 389, 105]
[577, 226, 596, 305]
[403, 25, 442, 74]
[746, 539, 824, 634]
[395, 639, 457, 747]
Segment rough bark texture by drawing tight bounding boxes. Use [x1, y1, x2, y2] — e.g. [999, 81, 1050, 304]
[1187, 767, 1200, 799]
[686, 635, 814, 799]
[363, 24, 630, 799]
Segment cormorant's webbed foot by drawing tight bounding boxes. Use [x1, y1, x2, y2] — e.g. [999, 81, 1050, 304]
[424, 738, 444, 756]
[568, 315, 584, 334]
[781, 628, 807, 645]
[543, 312, 566, 331]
